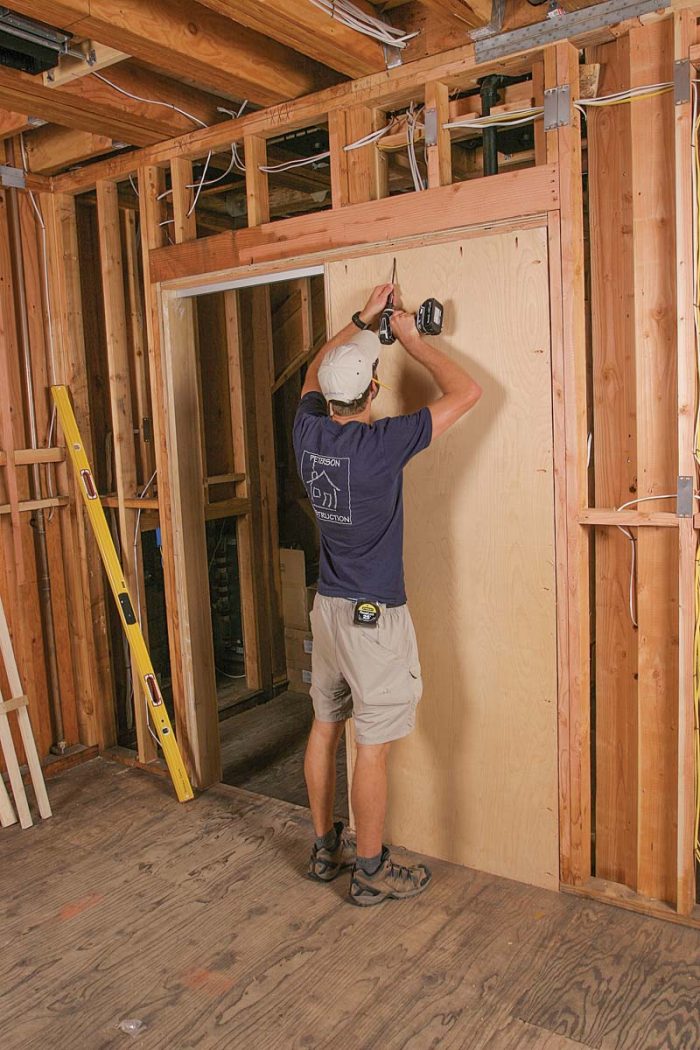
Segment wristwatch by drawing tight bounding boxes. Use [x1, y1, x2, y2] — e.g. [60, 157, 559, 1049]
[352, 311, 371, 331]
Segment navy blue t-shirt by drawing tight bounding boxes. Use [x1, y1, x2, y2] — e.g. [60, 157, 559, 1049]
[292, 391, 432, 605]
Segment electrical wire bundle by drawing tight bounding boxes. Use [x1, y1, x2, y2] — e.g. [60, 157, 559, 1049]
[443, 105, 544, 131]
[574, 81, 673, 115]
[259, 150, 330, 174]
[406, 103, 425, 191]
[308, 0, 418, 48]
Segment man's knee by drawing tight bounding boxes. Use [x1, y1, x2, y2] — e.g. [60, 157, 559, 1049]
[355, 741, 391, 765]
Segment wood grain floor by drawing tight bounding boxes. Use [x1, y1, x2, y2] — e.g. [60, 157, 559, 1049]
[1, 759, 698, 1050]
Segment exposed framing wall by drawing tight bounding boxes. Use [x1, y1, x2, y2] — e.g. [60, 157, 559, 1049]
[0, 14, 697, 925]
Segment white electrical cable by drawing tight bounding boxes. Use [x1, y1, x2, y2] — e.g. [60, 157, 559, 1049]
[444, 107, 544, 131]
[308, 0, 418, 48]
[616, 493, 700, 627]
[92, 71, 208, 129]
[574, 82, 673, 114]
[187, 150, 213, 216]
[406, 104, 425, 192]
[259, 150, 330, 173]
[343, 120, 396, 152]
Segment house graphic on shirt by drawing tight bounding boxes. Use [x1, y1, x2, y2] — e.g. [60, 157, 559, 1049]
[310, 469, 340, 510]
[301, 450, 352, 525]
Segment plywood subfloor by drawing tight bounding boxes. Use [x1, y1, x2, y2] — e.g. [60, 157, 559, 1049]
[1, 759, 699, 1050]
[219, 690, 348, 816]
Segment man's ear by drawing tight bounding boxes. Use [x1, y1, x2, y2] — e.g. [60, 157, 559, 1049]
[370, 379, 379, 401]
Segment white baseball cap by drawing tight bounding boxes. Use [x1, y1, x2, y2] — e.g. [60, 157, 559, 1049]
[318, 330, 381, 403]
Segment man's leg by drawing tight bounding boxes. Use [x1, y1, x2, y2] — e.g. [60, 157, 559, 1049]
[351, 741, 390, 858]
[304, 717, 345, 837]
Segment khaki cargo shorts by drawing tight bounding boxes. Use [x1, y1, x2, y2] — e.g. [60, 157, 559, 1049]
[309, 594, 423, 746]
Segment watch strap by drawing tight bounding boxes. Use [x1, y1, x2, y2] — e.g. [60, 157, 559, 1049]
[352, 311, 371, 331]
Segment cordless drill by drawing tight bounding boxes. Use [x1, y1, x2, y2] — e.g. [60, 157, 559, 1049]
[378, 293, 444, 346]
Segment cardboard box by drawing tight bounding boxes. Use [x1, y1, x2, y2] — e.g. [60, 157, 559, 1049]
[280, 548, 308, 629]
[285, 627, 313, 672]
[288, 667, 312, 695]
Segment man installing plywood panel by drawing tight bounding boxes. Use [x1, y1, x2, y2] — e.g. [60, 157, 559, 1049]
[325, 233, 560, 892]
[294, 280, 481, 905]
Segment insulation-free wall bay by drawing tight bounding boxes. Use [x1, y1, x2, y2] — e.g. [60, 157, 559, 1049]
[327, 229, 558, 889]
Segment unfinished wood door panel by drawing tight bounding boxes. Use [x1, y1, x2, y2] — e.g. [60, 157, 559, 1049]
[327, 229, 558, 889]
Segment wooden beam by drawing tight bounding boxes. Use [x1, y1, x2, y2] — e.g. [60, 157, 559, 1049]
[417, 0, 492, 27]
[23, 128, 113, 175]
[0, 110, 33, 140]
[96, 179, 156, 765]
[53, 62, 229, 136]
[195, 0, 384, 78]
[2, 0, 89, 25]
[0, 66, 173, 145]
[63, 0, 339, 105]
[150, 165, 559, 286]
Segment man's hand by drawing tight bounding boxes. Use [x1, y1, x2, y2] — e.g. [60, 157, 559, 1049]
[390, 309, 420, 350]
[359, 283, 393, 325]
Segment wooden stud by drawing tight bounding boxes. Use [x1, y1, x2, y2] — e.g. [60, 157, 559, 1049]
[122, 209, 155, 483]
[586, 34, 639, 892]
[672, 7, 697, 915]
[244, 136, 270, 227]
[137, 165, 198, 779]
[170, 157, 197, 245]
[629, 19, 678, 906]
[96, 179, 156, 764]
[224, 290, 262, 692]
[249, 286, 286, 683]
[160, 291, 221, 787]
[549, 42, 591, 887]
[425, 81, 452, 189]
[42, 192, 117, 751]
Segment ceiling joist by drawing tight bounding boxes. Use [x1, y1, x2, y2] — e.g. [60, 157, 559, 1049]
[195, 0, 385, 78]
[4, 0, 341, 105]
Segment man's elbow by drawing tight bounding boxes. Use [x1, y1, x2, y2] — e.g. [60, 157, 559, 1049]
[461, 379, 482, 412]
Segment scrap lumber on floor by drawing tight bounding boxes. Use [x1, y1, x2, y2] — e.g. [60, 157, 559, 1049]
[1, 759, 698, 1050]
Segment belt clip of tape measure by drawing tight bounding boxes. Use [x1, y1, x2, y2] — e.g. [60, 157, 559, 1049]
[353, 600, 381, 628]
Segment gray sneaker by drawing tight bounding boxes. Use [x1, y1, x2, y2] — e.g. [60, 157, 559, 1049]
[307, 821, 356, 882]
[349, 846, 432, 906]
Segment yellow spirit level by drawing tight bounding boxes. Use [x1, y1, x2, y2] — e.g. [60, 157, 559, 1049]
[52, 385, 194, 803]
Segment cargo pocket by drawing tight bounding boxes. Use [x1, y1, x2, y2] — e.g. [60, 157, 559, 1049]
[409, 665, 423, 705]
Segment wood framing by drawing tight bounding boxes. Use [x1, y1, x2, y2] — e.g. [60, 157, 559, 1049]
[3, 14, 696, 925]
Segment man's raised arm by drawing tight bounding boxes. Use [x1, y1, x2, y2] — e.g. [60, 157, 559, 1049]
[390, 310, 482, 439]
[301, 283, 393, 398]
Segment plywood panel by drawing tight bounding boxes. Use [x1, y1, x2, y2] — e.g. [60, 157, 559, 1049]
[327, 229, 558, 889]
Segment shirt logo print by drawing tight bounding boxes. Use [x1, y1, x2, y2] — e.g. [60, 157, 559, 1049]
[301, 450, 352, 525]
